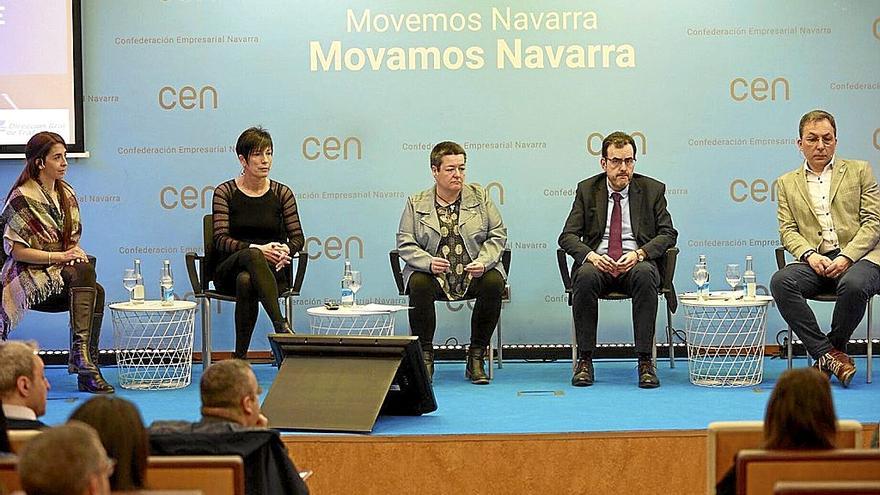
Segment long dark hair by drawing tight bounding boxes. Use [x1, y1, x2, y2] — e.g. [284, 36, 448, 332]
[69, 396, 148, 490]
[6, 132, 75, 249]
[763, 368, 837, 450]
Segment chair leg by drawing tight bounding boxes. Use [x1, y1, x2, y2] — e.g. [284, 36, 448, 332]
[867, 298, 873, 384]
[488, 339, 494, 381]
[787, 326, 793, 370]
[666, 306, 675, 369]
[571, 315, 577, 371]
[201, 298, 212, 370]
[285, 295, 294, 332]
[496, 306, 504, 369]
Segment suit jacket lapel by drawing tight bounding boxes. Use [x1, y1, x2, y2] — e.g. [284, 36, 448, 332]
[629, 179, 643, 240]
[792, 168, 819, 223]
[592, 178, 608, 243]
[415, 187, 440, 234]
[828, 158, 847, 204]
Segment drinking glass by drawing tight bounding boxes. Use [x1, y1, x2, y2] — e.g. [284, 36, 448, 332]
[122, 268, 137, 304]
[692, 263, 709, 299]
[349, 271, 362, 306]
[725, 264, 741, 291]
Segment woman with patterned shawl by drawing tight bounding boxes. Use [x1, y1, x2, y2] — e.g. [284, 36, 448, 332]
[0, 132, 113, 394]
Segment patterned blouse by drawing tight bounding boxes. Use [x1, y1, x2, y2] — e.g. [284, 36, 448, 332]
[435, 197, 473, 300]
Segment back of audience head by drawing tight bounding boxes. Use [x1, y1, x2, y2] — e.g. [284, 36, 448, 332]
[69, 396, 147, 491]
[200, 359, 265, 427]
[764, 367, 837, 450]
[0, 341, 49, 417]
[19, 421, 112, 495]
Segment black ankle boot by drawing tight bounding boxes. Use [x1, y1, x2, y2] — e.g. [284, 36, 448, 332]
[465, 346, 489, 385]
[422, 349, 434, 382]
[273, 319, 294, 334]
[70, 288, 114, 394]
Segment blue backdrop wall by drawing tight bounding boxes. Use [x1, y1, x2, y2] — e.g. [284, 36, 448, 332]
[2, 0, 878, 353]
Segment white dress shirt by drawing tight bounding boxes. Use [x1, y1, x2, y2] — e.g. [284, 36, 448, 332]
[803, 158, 839, 254]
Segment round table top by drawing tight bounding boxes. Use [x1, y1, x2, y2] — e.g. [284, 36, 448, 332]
[679, 293, 773, 307]
[307, 305, 403, 317]
[109, 300, 197, 312]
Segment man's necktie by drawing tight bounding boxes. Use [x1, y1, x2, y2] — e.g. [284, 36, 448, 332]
[608, 192, 623, 262]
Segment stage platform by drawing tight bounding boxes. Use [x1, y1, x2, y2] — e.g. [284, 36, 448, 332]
[39, 357, 880, 495]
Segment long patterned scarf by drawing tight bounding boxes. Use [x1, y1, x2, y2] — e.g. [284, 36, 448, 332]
[0, 180, 81, 338]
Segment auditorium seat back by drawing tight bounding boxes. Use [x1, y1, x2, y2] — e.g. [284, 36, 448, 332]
[0, 457, 20, 491]
[146, 455, 245, 495]
[707, 420, 862, 494]
[773, 480, 880, 494]
[736, 448, 880, 495]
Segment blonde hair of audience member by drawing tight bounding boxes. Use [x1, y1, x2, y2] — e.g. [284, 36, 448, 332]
[18, 421, 112, 495]
[200, 359, 267, 427]
[763, 367, 837, 450]
[0, 341, 49, 417]
[69, 396, 147, 491]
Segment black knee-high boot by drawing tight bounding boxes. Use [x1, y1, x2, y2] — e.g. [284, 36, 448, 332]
[69, 287, 114, 394]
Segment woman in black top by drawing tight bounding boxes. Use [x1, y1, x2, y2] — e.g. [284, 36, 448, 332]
[212, 127, 304, 358]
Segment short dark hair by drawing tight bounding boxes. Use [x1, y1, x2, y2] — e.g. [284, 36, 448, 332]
[601, 131, 637, 158]
[70, 396, 148, 491]
[798, 110, 836, 138]
[429, 141, 466, 169]
[201, 359, 256, 410]
[19, 422, 107, 495]
[763, 368, 837, 450]
[235, 126, 273, 159]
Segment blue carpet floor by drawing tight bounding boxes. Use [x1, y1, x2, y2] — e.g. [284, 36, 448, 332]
[40, 357, 880, 435]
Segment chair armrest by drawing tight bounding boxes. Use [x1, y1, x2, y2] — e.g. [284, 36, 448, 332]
[556, 248, 573, 291]
[289, 250, 308, 295]
[501, 248, 511, 274]
[185, 252, 205, 296]
[775, 247, 787, 269]
[389, 250, 405, 295]
[662, 247, 679, 291]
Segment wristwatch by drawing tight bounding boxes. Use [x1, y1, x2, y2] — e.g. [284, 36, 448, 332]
[636, 250, 645, 262]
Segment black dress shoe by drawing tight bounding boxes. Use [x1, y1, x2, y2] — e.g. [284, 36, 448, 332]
[637, 359, 660, 389]
[273, 320, 295, 334]
[571, 358, 594, 387]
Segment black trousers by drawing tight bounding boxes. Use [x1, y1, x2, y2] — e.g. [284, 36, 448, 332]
[407, 268, 504, 350]
[214, 248, 287, 357]
[770, 259, 880, 359]
[31, 262, 105, 313]
[571, 261, 660, 356]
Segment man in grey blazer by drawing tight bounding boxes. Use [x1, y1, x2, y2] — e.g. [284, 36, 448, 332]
[770, 109, 880, 387]
[559, 132, 677, 388]
[397, 141, 507, 385]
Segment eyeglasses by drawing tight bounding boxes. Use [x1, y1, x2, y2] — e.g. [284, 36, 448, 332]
[605, 157, 636, 167]
[802, 136, 835, 146]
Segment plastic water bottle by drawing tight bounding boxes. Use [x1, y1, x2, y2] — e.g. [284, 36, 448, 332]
[133, 259, 145, 304]
[743, 255, 756, 299]
[697, 254, 709, 295]
[341, 258, 354, 307]
[160, 260, 174, 306]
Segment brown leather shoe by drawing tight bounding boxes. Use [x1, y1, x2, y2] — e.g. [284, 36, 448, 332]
[571, 358, 594, 387]
[637, 359, 660, 389]
[818, 349, 856, 387]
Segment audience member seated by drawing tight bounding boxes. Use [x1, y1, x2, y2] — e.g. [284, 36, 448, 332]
[69, 396, 147, 492]
[716, 368, 837, 495]
[0, 342, 48, 430]
[18, 421, 113, 495]
[149, 359, 308, 495]
[0, 401, 9, 453]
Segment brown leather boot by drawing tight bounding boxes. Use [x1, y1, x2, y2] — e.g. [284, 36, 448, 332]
[465, 346, 489, 385]
[69, 287, 114, 394]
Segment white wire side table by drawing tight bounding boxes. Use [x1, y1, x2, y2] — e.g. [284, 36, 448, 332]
[682, 295, 774, 387]
[109, 300, 197, 390]
[306, 306, 406, 336]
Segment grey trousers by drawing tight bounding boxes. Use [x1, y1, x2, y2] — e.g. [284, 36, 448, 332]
[770, 259, 880, 359]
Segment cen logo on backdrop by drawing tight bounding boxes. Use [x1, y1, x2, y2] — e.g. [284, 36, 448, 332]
[301, 135, 363, 161]
[730, 77, 790, 102]
[158, 85, 218, 110]
[585, 132, 647, 157]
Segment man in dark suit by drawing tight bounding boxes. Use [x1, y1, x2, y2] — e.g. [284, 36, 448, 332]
[0, 341, 49, 429]
[559, 131, 677, 388]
